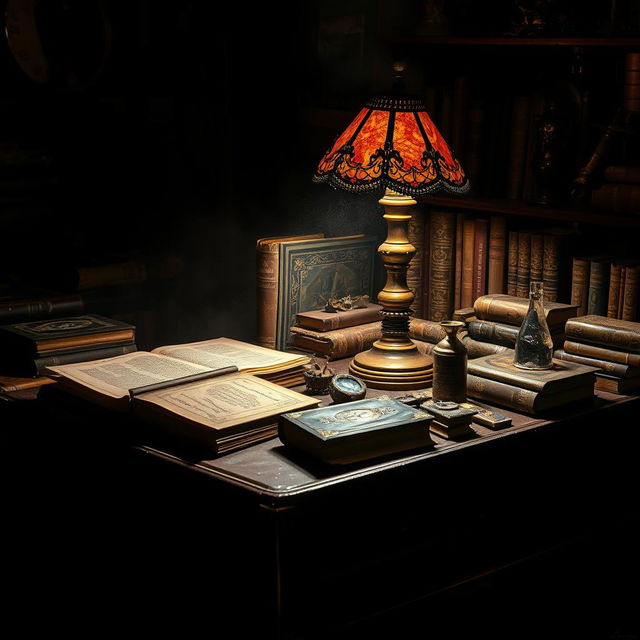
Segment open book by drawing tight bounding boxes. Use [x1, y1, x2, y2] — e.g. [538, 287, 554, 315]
[45, 338, 318, 454]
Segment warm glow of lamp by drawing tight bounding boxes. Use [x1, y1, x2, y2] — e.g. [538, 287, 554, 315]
[314, 77, 469, 389]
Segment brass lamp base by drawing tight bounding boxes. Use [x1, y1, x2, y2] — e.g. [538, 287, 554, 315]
[349, 338, 433, 390]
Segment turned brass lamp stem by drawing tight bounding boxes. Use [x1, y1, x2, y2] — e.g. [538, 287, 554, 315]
[349, 189, 433, 389]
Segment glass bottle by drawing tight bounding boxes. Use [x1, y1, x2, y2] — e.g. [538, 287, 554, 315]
[432, 320, 467, 404]
[514, 281, 554, 370]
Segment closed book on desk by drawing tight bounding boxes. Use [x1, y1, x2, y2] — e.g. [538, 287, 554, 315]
[594, 373, 640, 394]
[45, 340, 318, 454]
[468, 320, 565, 349]
[467, 354, 597, 394]
[565, 315, 640, 352]
[0, 290, 84, 324]
[0, 314, 135, 357]
[294, 304, 382, 332]
[473, 294, 579, 329]
[278, 397, 435, 465]
[563, 340, 640, 367]
[290, 322, 381, 359]
[556, 349, 640, 379]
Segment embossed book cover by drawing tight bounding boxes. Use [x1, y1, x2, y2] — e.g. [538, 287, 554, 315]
[278, 397, 435, 465]
[275, 235, 377, 350]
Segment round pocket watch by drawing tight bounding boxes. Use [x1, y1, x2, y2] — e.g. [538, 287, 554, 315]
[328, 374, 367, 404]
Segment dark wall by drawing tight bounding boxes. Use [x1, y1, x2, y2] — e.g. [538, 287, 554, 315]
[0, 0, 397, 349]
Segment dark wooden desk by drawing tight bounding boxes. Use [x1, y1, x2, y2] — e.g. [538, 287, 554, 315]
[2, 367, 639, 639]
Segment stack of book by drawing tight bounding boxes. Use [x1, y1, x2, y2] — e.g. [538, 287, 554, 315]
[467, 353, 597, 415]
[0, 313, 137, 377]
[557, 315, 640, 394]
[289, 304, 383, 359]
[467, 294, 579, 354]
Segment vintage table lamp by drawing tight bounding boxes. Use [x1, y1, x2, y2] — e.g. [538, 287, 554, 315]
[314, 71, 469, 389]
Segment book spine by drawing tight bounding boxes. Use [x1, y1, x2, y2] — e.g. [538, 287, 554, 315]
[406, 206, 426, 320]
[563, 340, 640, 366]
[542, 234, 560, 303]
[33, 343, 138, 376]
[622, 264, 640, 321]
[618, 266, 627, 319]
[429, 211, 456, 322]
[516, 231, 531, 298]
[460, 335, 512, 358]
[467, 374, 538, 413]
[608, 263, 624, 319]
[291, 324, 381, 359]
[570, 257, 590, 317]
[529, 233, 544, 283]
[295, 306, 382, 331]
[0, 294, 84, 323]
[587, 260, 611, 316]
[461, 217, 476, 308]
[472, 218, 488, 303]
[467, 320, 519, 347]
[624, 51, 640, 112]
[565, 318, 640, 352]
[453, 213, 465, 310]
[591, 183, 640, 214]
[487, 216, 506, 295]
[409, 318, 446, 344]
[604, 165, 640, 184]
[507, 231, 519, 296]
[256, 242, 279, 349]
[558, 350, 637, 378]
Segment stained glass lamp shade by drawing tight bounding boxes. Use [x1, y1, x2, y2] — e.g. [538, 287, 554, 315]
[314, 93, 469, 390]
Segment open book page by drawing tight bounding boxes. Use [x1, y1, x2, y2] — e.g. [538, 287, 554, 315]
[135, 372, 318, 433]
[151, 337, 309, 374]
[46, 351, 213, 399]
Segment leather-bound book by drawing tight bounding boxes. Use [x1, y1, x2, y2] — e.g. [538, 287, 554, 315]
[591, 183, 640, 214]
[565, 315, 640, 352]
[454, 213, 466, 309]
[595, 373, 640, 394]
[587, 258, 611, 316]
[461, 217, 476, 308]
[604, 165, 640, 184]
[460, 335, 512, 358]
[289, 322, 382, 359]
[618, 266, 627, 319]
[556, 349, 640, 379]
[429, 211, 456, 321]
[621, 264, 640, 321]
[256, 233, 323, 349]
[487, 215, 506, 295]
[407, 207, 426, 320]
[608, 263, 624, 319]
[472, 218, 488, 302]
[507, 231, 519, 296]
[294, 304, 383, 332]
[542, 234, 560, 303]
[468, 319, 565, 349]
[408, 318, 446, 344]
[473, 294, 579, 329]
[529, 233, 544, 283]
[516, 231, 531, 298]
[570, 257, 590, 317]
[563, 339, 640, 367]
[0, 291, 84, 324]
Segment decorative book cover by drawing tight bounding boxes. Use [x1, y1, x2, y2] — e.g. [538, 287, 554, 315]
[461, 217, 475, 308]
[507, 231, 519, 297]
[275, 235, 377, 350]
[487, 215, 506, 295]
[473, 294, 579, 328]
[278, 397, 435, 465]
[587, 258, 611, 317]
[406, 207, 426, 320]
[542, 234, 560, 302]
[516, 231, 531, 298]
[290, 322, 382, 359]
[429, 211, 456, 321]
[565, 315, 640, 352]
[529, 233, 544, 283]
[0, 314, 136, 356]
[472, 218, 488, 302]
[294, 304, 382, 332]
[570, 257, 590, 317]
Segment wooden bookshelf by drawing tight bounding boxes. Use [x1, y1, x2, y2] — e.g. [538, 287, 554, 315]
[393, 36, 640, 48]
[418, 195, 640, 228]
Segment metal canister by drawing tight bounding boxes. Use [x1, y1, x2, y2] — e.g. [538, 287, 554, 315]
[432, 320, 467, 404]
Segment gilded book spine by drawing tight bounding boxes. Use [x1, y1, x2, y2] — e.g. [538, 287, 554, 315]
[461, 218, 475, 308]
[507, 231, 518, 296]
[256, 242, 279, 349]
[608, 263, 624, 319]
[563, 340, 640, 366]
[622, 264, 640, 321]
[542, 234, 560, 303]
[557, 350, 639, 378]
[406, 207, 426, 320]
[487, 215, 506, 295]
[409, 318, 447, 344]
[472, 218, 488, 302]
[571, 257, 590, 317]
[429, 211, 456, 322]
[565, 316, 640, 352]
[529, 233, 544, 283]
[516, 231, 530, 298]
[454, 213, 465, 309]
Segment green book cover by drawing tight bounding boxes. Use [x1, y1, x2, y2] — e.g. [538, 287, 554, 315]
[275, 235, 377, 350]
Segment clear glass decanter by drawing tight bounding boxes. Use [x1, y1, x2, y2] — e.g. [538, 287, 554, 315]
[513, 281, 554, 370]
